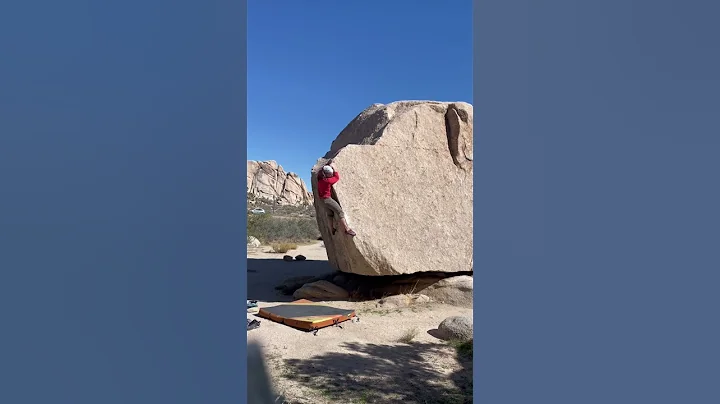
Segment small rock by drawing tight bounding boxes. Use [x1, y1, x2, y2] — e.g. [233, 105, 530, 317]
[377, 295, 409, 308]
[377, 294, 430, 308]
[414, 294, 431, 304]
[283, 255, 294, 262]
[295, 255, 307, 261]
[293, 280, 349, 300]
[423, 275, 473, 308]
[247, 236, 261, 248]
[437, 316, 473, 341]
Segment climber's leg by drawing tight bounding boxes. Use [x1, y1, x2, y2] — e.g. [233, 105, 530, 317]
[322, 198, 355, 236]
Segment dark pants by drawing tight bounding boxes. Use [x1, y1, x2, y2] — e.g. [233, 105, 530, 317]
[322, 197, 345, 219]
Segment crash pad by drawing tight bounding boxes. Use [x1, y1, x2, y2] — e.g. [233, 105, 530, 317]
[257, 299, 356, 331]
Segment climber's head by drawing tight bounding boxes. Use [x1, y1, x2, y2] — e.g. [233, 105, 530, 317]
[322, 165, 334, 177]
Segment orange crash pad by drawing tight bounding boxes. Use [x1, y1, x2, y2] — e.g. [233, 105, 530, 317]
[257, 299, 356, 331]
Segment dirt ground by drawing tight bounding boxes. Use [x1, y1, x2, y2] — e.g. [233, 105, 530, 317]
[247, 242, 473, 404]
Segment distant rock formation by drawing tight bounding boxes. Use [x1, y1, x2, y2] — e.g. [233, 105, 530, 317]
[247, 160, 313, 206]
[311, 100, 473, 276]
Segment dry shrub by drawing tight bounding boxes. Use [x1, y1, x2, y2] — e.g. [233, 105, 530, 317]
[247, 213, 320, 244]
[396, 327, 419, 344]
[271, 243, 298, 254]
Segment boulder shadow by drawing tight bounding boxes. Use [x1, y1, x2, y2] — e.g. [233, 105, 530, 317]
[331, 270, 473, 301]
[281, 341, 473, 404]
[246, 258, 335, 302]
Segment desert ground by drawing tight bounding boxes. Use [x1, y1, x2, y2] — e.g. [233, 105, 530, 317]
[247, 242, 473, 404]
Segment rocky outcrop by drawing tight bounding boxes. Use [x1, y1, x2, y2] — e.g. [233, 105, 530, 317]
[311, 101, 473, 276]
[247, 160, 313, 206]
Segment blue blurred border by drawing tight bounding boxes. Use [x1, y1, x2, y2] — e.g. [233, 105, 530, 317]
[475, 0, 720, 403]
[0, 1, 247, 403]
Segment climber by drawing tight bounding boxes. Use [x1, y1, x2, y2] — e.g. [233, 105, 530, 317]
[317, 163, 356, 237]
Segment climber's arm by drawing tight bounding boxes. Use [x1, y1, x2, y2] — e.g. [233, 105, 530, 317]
[325, 170, 340, 185]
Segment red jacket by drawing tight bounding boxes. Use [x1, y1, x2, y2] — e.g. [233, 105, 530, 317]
[317, 171, 339, 199]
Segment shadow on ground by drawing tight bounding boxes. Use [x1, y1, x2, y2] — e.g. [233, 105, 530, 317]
[247, 258, 335, 302]
[282, 341, 473, 404]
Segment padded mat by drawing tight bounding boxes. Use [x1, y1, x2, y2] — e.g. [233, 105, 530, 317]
[257, 299, 356, 331]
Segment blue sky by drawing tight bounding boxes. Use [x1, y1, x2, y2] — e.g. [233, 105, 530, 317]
[248, 1, 472, 185]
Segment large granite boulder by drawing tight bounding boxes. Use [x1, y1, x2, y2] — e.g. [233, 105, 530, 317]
[311, 101, 473, 276]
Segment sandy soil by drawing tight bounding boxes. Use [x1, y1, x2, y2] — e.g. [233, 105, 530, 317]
[247, 242, 473, 404]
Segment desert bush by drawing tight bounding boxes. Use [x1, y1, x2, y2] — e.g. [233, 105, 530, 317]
[247, 213, 320, 244]
[396, 327, 420, 344]
[448, 339, 473, 357]
[271, 243, 298, 253]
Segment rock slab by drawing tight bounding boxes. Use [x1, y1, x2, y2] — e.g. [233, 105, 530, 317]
[311, 101, 473, 276]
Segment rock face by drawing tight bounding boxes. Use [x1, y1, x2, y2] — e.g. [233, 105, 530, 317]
[247, 160, 313, 206]
[311, 101, 473, 276]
